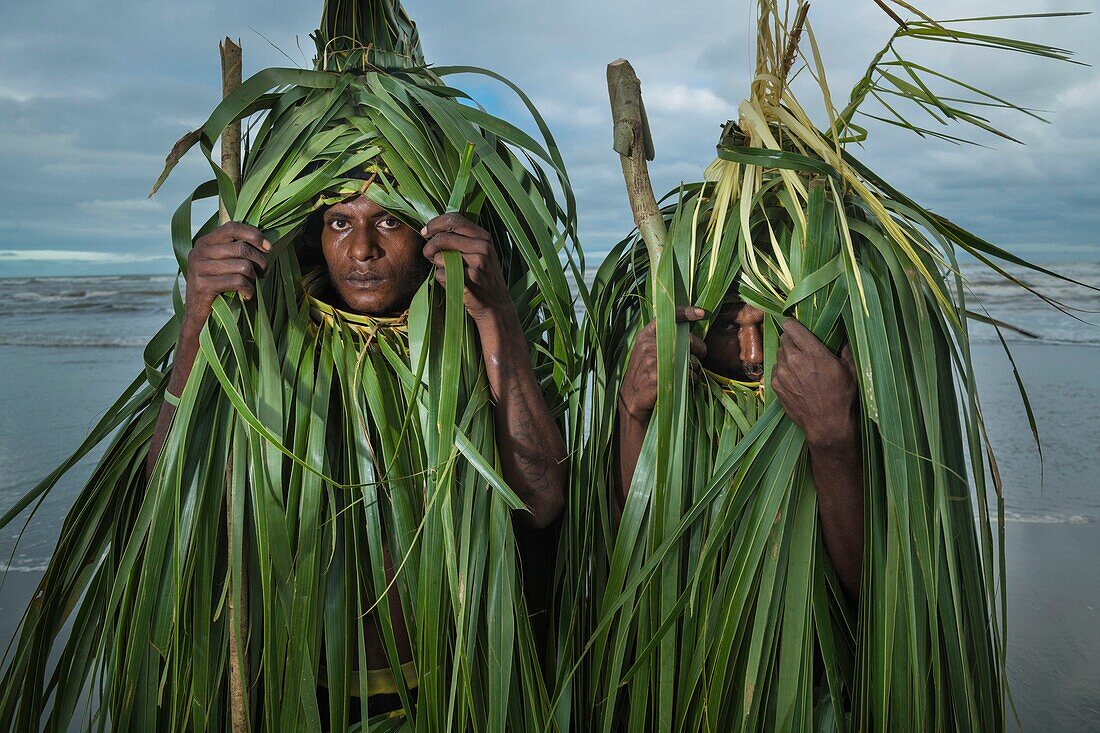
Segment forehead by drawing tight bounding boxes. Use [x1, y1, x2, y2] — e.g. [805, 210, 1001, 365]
[719, 280, 743, 303]
[324, 195, 386, 218]
[716, 298, 746, 320]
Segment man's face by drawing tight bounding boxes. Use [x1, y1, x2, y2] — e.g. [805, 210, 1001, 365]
[319, 195, 429, 316]
[702, 298, 766, 382]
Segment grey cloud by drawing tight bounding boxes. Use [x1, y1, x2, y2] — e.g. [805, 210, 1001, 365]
[0, 0, 1096, 277]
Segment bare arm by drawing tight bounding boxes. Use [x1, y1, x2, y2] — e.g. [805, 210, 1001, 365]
[805, 434, 864, 601]
[423, 213, 565, 529]
[772, 318, 864, 600]
[145, 223, 270, 479]
[146, 321, 200, 480]
[614, 307, 708, 515]
[477, 311, 566, 529]
[615, 404, 649, 517]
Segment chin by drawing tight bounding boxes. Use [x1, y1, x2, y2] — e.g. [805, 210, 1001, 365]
[336, 289, 395, 317]
[332, 273, 424, 317]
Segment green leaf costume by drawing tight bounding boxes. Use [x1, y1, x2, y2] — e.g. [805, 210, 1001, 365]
[573, 3, 1091, 731]
[0, 1, 581, 730]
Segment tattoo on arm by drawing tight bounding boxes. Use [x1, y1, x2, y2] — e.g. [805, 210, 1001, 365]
[500, 378, 553, 493]
[490, 353, 565, 528]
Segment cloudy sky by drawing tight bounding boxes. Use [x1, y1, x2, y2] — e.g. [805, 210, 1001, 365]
[0, 0, 1096, 277]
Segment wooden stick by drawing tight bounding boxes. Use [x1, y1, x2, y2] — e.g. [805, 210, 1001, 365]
[607, 59, 666, 266]
[778, 3, 810, 94]
[872, 0, 909, 31]
[219, 38, 243, 224]
[218, 36, 250, 733]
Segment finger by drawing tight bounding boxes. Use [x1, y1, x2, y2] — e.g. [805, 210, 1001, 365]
[771, 368, 789, 395]
[689, 335, 708, 359]
[434, 264, 466, 288]
[203, 222, 271, 252]
[675, 306, 707, 323]
[196, 242, 268, 271]
[208, 274, 256, 301]
[199, 257, 259, 281]
[191, 245, 268, 277]
[779, 329, 802, 354]
[427, 249, 490, 272]
[636, 310, 705, 349]
[462, 253, 493, 284]
[780, 317, 815, 348]
[192, 256, 244, 277]
[420, 213, 488, 241]
[191, 258, 264, 283]
[422, 232, 492, 260]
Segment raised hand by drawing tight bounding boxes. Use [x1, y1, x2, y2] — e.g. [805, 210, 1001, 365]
[184, 222, 271, 329]
[771, 318, 858, 449]
[618, 306, 708, 423]
[149, 222, 270, 478]
[421, 213, 512, 323]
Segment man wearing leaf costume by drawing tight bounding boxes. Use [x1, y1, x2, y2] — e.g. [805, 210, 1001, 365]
[145, 193, 568, 721]
[568, 3, 1091, 730]
[0, 2, 582, 730]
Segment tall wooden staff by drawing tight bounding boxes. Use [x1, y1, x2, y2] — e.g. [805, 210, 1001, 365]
[218, 36, 250, 733]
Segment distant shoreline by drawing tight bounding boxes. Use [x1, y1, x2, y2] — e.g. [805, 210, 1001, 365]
[4, 254, 1100, 282]
[0, 271, 177, 281]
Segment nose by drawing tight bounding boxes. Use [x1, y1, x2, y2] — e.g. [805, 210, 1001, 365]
[737, 305, 765, 366]
[346, 227, 382, 262]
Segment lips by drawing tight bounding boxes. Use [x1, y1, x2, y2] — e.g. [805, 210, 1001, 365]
[344, 272, 384, 289]
[742, 364, 764, 381]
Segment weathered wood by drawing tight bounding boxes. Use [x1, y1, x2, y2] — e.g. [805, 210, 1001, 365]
[607, 59, 666, 266]
[219, 38, 243, 224]
[218, 35, 250, 733]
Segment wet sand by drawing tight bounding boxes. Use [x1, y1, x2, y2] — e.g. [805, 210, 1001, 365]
[2, 324, 1099, 730]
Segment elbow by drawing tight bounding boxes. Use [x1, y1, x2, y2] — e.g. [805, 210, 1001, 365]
[525, 499, 563, 531]
[522, 460, 566, 530]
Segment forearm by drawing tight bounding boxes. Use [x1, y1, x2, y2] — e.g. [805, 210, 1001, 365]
[144, 221, 269, 480]
[477, 311, 565, 529]
[807, 434, 864, 601]
[614, 403, 649, 517]
[145, 318, 202, 479]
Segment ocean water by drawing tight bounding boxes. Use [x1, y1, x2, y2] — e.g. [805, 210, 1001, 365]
[962, 261, 1100, 347]
[0, 274, 176, 348]
[0, 263, 1098, 729]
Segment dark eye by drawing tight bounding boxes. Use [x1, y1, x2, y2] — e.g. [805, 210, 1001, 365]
[328, 217, 350, 231]
[378, 216, 401, 230]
